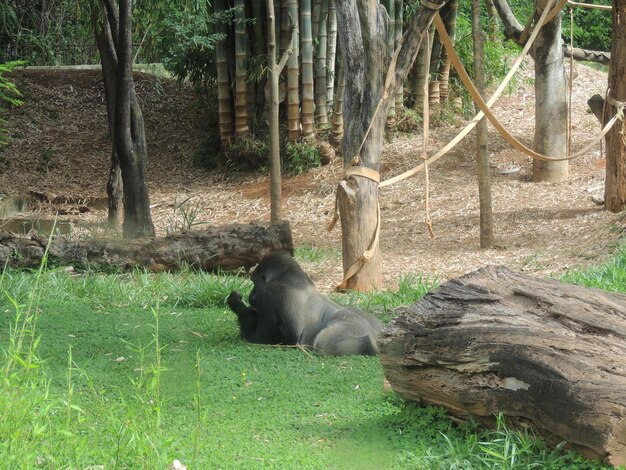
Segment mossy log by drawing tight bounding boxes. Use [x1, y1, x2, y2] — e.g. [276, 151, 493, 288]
[379, 265, 626, 466]
[0, 221, 293, 272]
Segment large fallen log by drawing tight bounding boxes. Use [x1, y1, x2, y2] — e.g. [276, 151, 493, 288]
[0, 221, 293, 272]
[379, 265, 626, 466]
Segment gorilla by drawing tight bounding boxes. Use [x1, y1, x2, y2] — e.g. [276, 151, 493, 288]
[227, 251, 383, 355]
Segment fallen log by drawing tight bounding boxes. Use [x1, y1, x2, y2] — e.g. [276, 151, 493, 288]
[379, 265, 626, 466]
[0, 221, 293, 272]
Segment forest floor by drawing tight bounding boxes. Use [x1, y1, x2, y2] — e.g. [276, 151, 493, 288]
[2, 63, 624, 292]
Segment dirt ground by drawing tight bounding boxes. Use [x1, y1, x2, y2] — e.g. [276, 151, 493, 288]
[2, 64, 624, 292]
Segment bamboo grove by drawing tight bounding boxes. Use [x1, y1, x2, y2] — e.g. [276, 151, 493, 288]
[212, 0, 461, 163]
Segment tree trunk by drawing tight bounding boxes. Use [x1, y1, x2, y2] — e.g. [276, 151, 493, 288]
[315, 0, 329, 128]
[287, 0, 301, 141]
[300, 0, 315, 139]
[379, 265, 626, 467]
[410, 26, 434, 112]
[437, 0, 459, 103]
[532, 5, 568, 182]
[267, 0, 283, 222]
[330, 49, 345, 147]
[335, 0, 445, 291]
[0, 222, 293, 272]
[604, 0, 626, 212]
[113, 0, 155, 239]
[94, 2, 123, 229]
[215, 0, 235, 147]
[250, 0, 267, 132]
[234, 0, 250, 137]
[326, 0, 337, 110]
[484, 0, 500, 41]
[385, 0, 396, 133]
[394, 0, 404, 110]
[472, 0, 493, 248]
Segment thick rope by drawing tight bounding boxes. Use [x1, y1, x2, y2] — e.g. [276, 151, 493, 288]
[381, 0, 557, 187]
[438, 12, 621, 163]
[567, 0, 612, 10]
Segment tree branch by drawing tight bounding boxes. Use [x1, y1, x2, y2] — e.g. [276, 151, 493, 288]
[564, 46, 610, 65]
[394, 0, 447, 91]
[491, 0, 524, 43]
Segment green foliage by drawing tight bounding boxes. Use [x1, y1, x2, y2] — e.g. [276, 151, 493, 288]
[2, 264, 609, 469]
[294, 246, 341, 264]
[223, 135, 269, 170]
[561, 245, 626, 293]
[562, 0, 612, 52]
[401, 413, 605, 469]
[1, 0, 97, 65]
[453, 12, 521, 96]
[282, 140, 322, 175]
[0, 61, 24, 146]
[334, 273, 438, 322]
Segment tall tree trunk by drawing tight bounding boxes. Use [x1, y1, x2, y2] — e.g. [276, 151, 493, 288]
[437, 0, 458, 103]
[330, 49, 345, 147]
[532, 5, 568, 182]
[234, 0, 250, 137]
[215, 0, 235, 147]
[335, 0, 445, 291]
[411, 26, 434, 112]
[250, 0, 267, 131]
[326, 0, 337, 111]
[394, 0, 404, 110]
[472, 0, 493, 247]
[300, 0, 315, 139]
[287, 0, 301, 141]
[114, 0, 155, 238]
[267, 0, 283, 222]
[315, 0, 329, 128]
[94, 1, 122, 228]
[385, 0, 396, 132]
[311, 0, 321, 44]
[604, 0, 626, 212]
[429, 27, 443, 105]
[485, 0, 500, 41]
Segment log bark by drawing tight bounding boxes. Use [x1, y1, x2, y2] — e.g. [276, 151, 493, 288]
[0, 221, 293, 272]
[379, 265, 626, 466]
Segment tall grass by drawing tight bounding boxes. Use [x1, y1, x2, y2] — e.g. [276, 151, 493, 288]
[0, 250, 618, 468]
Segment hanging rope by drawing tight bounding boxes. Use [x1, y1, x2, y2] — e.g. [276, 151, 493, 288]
[381, 0, 559, 187]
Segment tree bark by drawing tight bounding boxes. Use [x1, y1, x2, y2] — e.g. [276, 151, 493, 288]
[234, 0, 250, 137]
[335, 0, 446, 291]
[604, 0, 626, 212]
[532, 5, 568, 182]
[437, 0, 459, 103]
[315, 0, 329, 128]
[300, 0, 316, 139]
[268, 0, 283, 222]
[0, 222, 293, 272]
[472, 0, 493, 248]
[379, 265, 626, 466]
[112, 0, 155, 239]
[94, 0, 122, 228]
[215, 0, 235, 147]
[491, 0, 568, 182]
[287, 0, 301, 141]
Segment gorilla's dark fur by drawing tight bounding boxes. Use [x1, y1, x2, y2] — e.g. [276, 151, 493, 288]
[227, 251, 383, 355]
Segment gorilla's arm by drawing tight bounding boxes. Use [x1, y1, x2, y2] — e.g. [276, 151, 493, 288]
[227, 290, 284, 345]
[227, 291, 258, 340]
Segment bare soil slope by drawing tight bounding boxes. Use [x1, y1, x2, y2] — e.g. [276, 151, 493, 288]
[2, 65, 624, 291]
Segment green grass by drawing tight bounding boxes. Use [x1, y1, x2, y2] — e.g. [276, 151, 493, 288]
[561, 245, 626, 293]
[0, 263, 614, 469]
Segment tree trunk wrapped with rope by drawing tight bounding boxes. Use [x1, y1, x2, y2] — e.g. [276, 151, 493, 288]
[379, 265, 626, 466]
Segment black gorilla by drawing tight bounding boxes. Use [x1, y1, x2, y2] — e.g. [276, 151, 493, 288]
[227, 251, 383, 355]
